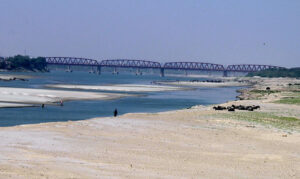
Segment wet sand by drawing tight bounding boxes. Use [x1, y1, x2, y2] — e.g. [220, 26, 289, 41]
[0, 77, 299, 178]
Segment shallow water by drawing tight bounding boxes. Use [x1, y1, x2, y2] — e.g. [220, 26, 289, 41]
[0, 71, 241, 127]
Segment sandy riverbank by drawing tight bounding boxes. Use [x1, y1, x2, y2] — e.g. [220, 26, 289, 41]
[0, 77, 299, 178]
[46, 84, 191, 92]
[0, 87, 131, 107]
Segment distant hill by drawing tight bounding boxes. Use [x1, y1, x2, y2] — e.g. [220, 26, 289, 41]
[0, 55, 48, 72]
[247, 68, 300, 78]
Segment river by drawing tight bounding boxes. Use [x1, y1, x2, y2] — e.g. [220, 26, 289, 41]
[0, 70, 241, 126]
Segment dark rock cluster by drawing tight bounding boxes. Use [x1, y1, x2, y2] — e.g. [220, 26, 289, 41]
[213, 105, 260, 112]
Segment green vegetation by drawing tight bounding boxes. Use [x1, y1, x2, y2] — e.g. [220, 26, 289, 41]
[275, 97, 300, 105]
[247, 68, 300, 78]
[0, 55, 48, 72]
[274, 91, 300, 105]
[249, 89, 279, 94]
[214, 112, 300, 131]
[247, 89, 280, 100]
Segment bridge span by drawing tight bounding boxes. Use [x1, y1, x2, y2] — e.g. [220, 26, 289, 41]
[162, 62, 225, 77]
[45, 57, 284, 76]
[223, 64, 284, 76]
[45, 57, 99, 66]
[45, 57, 100, 73]
[99, 59, 162, 75]
[100, 59, 161, 68]
[226, 64, 283, 72]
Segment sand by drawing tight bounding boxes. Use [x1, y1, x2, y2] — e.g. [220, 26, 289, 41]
[0, 84, 186, 108]
[0, 77, 299, 178]
[0, 102, 34, 108]
[0, 87, 131, 107]
[46, 84, 190, 92]
[0, 74, 33, 81]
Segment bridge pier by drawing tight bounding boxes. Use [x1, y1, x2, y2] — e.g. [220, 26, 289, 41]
[223, 70, 228, 77]
[66, 65, 72, 72]
[96, 66, 101, 75]
[89, 66, 95, 74]
[160, 68, 165, 77]
[113, 67, 118, 75]
[136, 68, 141, 75]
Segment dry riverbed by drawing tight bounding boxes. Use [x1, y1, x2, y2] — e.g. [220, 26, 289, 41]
[0, 77, 299, 178]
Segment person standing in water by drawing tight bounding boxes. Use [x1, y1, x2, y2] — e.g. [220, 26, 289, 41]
[114, 108, 118, 117]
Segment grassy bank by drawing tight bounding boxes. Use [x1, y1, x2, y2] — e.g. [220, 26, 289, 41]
[275, 97, 300, 105]
[213, 111, 300, 131]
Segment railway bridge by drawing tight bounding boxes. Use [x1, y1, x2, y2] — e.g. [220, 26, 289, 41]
[45, 57, 284, 77]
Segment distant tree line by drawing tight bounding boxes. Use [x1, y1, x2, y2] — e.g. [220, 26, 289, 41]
[0, 55, 48, 72]
[247, 68, 300, 78]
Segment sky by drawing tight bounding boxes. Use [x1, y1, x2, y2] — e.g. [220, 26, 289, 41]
[0, 0, 299, 67]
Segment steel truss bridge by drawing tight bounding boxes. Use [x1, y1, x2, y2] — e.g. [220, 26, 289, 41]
[45, 57, 284, 76]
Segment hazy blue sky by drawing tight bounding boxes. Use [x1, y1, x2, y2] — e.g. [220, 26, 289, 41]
[0, 0, 299, 67]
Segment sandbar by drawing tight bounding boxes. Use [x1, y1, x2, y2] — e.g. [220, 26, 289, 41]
[46, 84, 191, 92]
[0, 87, 131, 107]
[0, 74, 33, 81]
